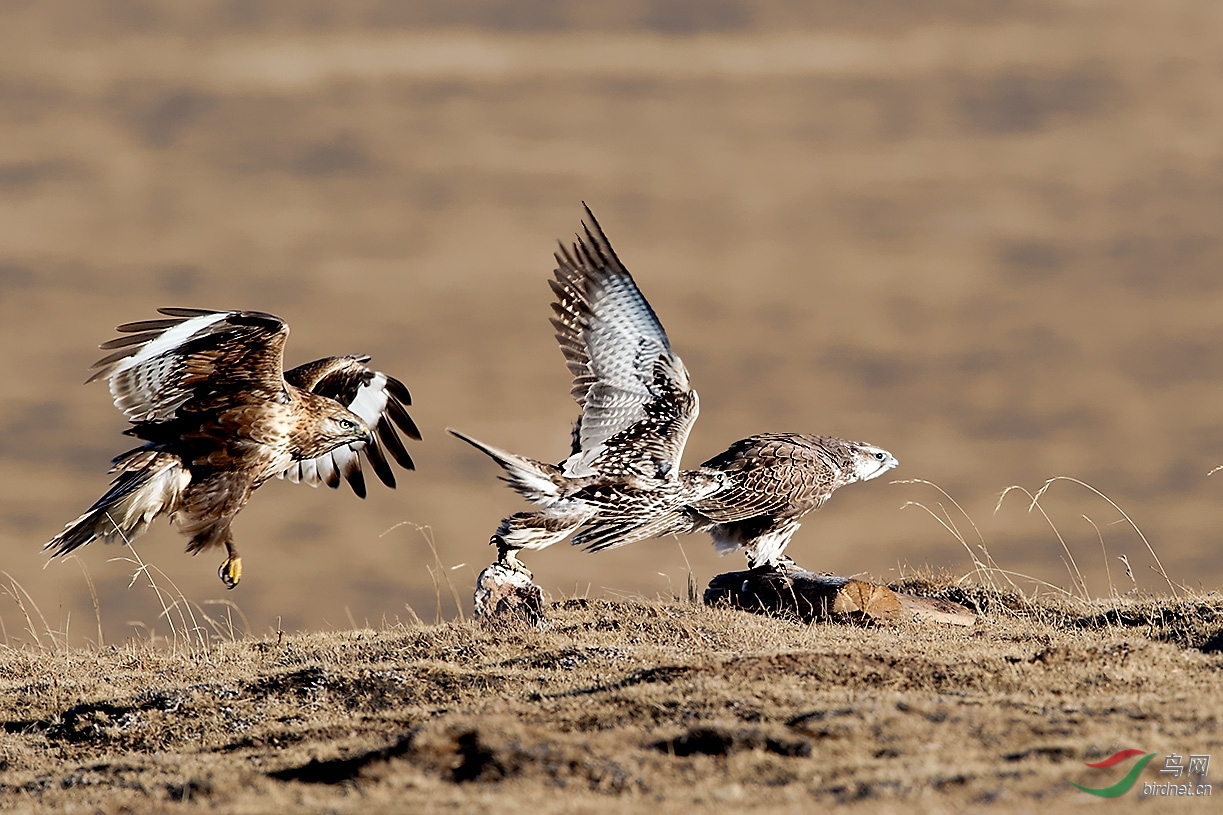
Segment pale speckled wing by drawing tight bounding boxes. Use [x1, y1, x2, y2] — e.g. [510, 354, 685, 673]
[550, 205, 698, 479]
[570, 467, 725, 552]
[280, 355, 420, 497]
[88, 308, 290, 423]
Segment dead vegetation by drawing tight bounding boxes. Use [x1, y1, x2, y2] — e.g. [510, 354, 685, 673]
[1, 586, 1219, 814]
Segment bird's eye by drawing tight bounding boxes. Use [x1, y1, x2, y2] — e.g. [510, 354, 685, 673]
[874, 452, 885, 461]
[340, 419, 356, 431]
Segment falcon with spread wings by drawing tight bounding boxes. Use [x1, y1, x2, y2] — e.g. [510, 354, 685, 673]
[532, 219, 899, 569]
[449, 207, 723, 575]
[44, 309, 420, 588]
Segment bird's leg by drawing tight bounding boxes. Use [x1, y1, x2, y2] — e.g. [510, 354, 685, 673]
[492, 534, 533, 580]
[746, 552, 804, 574]
[219, 540, 242, 589]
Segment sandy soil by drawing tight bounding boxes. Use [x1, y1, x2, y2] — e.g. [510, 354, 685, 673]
[1, 3, 1222, 646]
[1, 584, 1220, 813]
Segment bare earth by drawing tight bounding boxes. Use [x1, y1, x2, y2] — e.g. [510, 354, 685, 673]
[1, 583, 1220, 814]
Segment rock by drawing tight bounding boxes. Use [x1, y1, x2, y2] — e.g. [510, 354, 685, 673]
[473, 561, 548, 629]
[704, 567, 974, 626]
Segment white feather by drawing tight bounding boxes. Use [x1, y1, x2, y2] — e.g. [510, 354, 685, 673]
[109, 312, 230, 379]
[316, 450, 337, 485]
[297, 458, 319, 487]
[346, 372, 389, 425]
[333, 445, 359, 475]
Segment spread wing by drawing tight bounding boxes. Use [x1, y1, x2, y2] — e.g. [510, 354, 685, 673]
[88, 308, 290, 423]
[550, 205, 698, 480]
[279, 355, 420, 497]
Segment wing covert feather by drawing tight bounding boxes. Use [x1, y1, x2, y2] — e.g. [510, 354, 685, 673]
[89, 309, 290, 423]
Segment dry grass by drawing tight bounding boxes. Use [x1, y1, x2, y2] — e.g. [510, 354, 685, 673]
[1, 585, 1219, 814]
[3, 479, 1218, 812]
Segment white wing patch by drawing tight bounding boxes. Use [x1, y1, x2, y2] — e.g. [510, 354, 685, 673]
[347, 371, 390, 426]
[104, 311, 231, 422]
[282, 457, 319, 488]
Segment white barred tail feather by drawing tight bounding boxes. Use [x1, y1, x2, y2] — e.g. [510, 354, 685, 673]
[44, 449, 187, 556]
[446, 428, 563, 505]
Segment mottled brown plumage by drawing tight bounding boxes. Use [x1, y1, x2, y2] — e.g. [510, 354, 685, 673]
[45, 309, 419, 587]
[577, 433, 898, 568]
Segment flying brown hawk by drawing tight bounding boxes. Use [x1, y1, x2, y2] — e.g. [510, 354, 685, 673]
[44, 308, 420, 588]
[576, 433, 898, 569]
[449, 206, 723, 575]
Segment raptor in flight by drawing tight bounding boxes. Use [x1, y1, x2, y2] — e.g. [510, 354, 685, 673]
[45, 308, 420, 587]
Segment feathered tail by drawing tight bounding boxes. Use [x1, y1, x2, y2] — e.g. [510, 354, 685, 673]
[44, 449, 188, 556]
[447, 428, 565, 505]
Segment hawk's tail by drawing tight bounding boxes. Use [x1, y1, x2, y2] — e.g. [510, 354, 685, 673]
[44, 449, 188, 557]
[447, 428, 564, 505]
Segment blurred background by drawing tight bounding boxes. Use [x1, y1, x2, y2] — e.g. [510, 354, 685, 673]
[2, 1, 1221, 645]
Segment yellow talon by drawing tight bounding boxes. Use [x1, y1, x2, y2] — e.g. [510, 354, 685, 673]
[219, 555, 242, 589]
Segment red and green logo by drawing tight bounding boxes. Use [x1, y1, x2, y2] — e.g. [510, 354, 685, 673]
[1071, 749, 1157, 797]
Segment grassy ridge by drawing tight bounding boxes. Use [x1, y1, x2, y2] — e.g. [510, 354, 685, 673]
[1, 585, 1219, 813]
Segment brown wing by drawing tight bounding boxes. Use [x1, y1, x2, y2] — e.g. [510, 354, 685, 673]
[575, 435, 859, 552]
[691, 434, 847, 523]
[550, 205, 698, 479]
[88, 308, 290, 423]
[280, 355, 420, 497]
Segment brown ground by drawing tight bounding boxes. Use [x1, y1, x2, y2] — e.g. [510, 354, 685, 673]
[1, 584, 1220, 813]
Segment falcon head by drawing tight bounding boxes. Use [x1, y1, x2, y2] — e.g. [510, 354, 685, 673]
[849, 443, 899, 482]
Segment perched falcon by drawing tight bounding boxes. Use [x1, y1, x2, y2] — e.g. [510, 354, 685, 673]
[576, 433, 898, 569]
[44, 308, 420, 588]
[449, 206, 723, 574]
